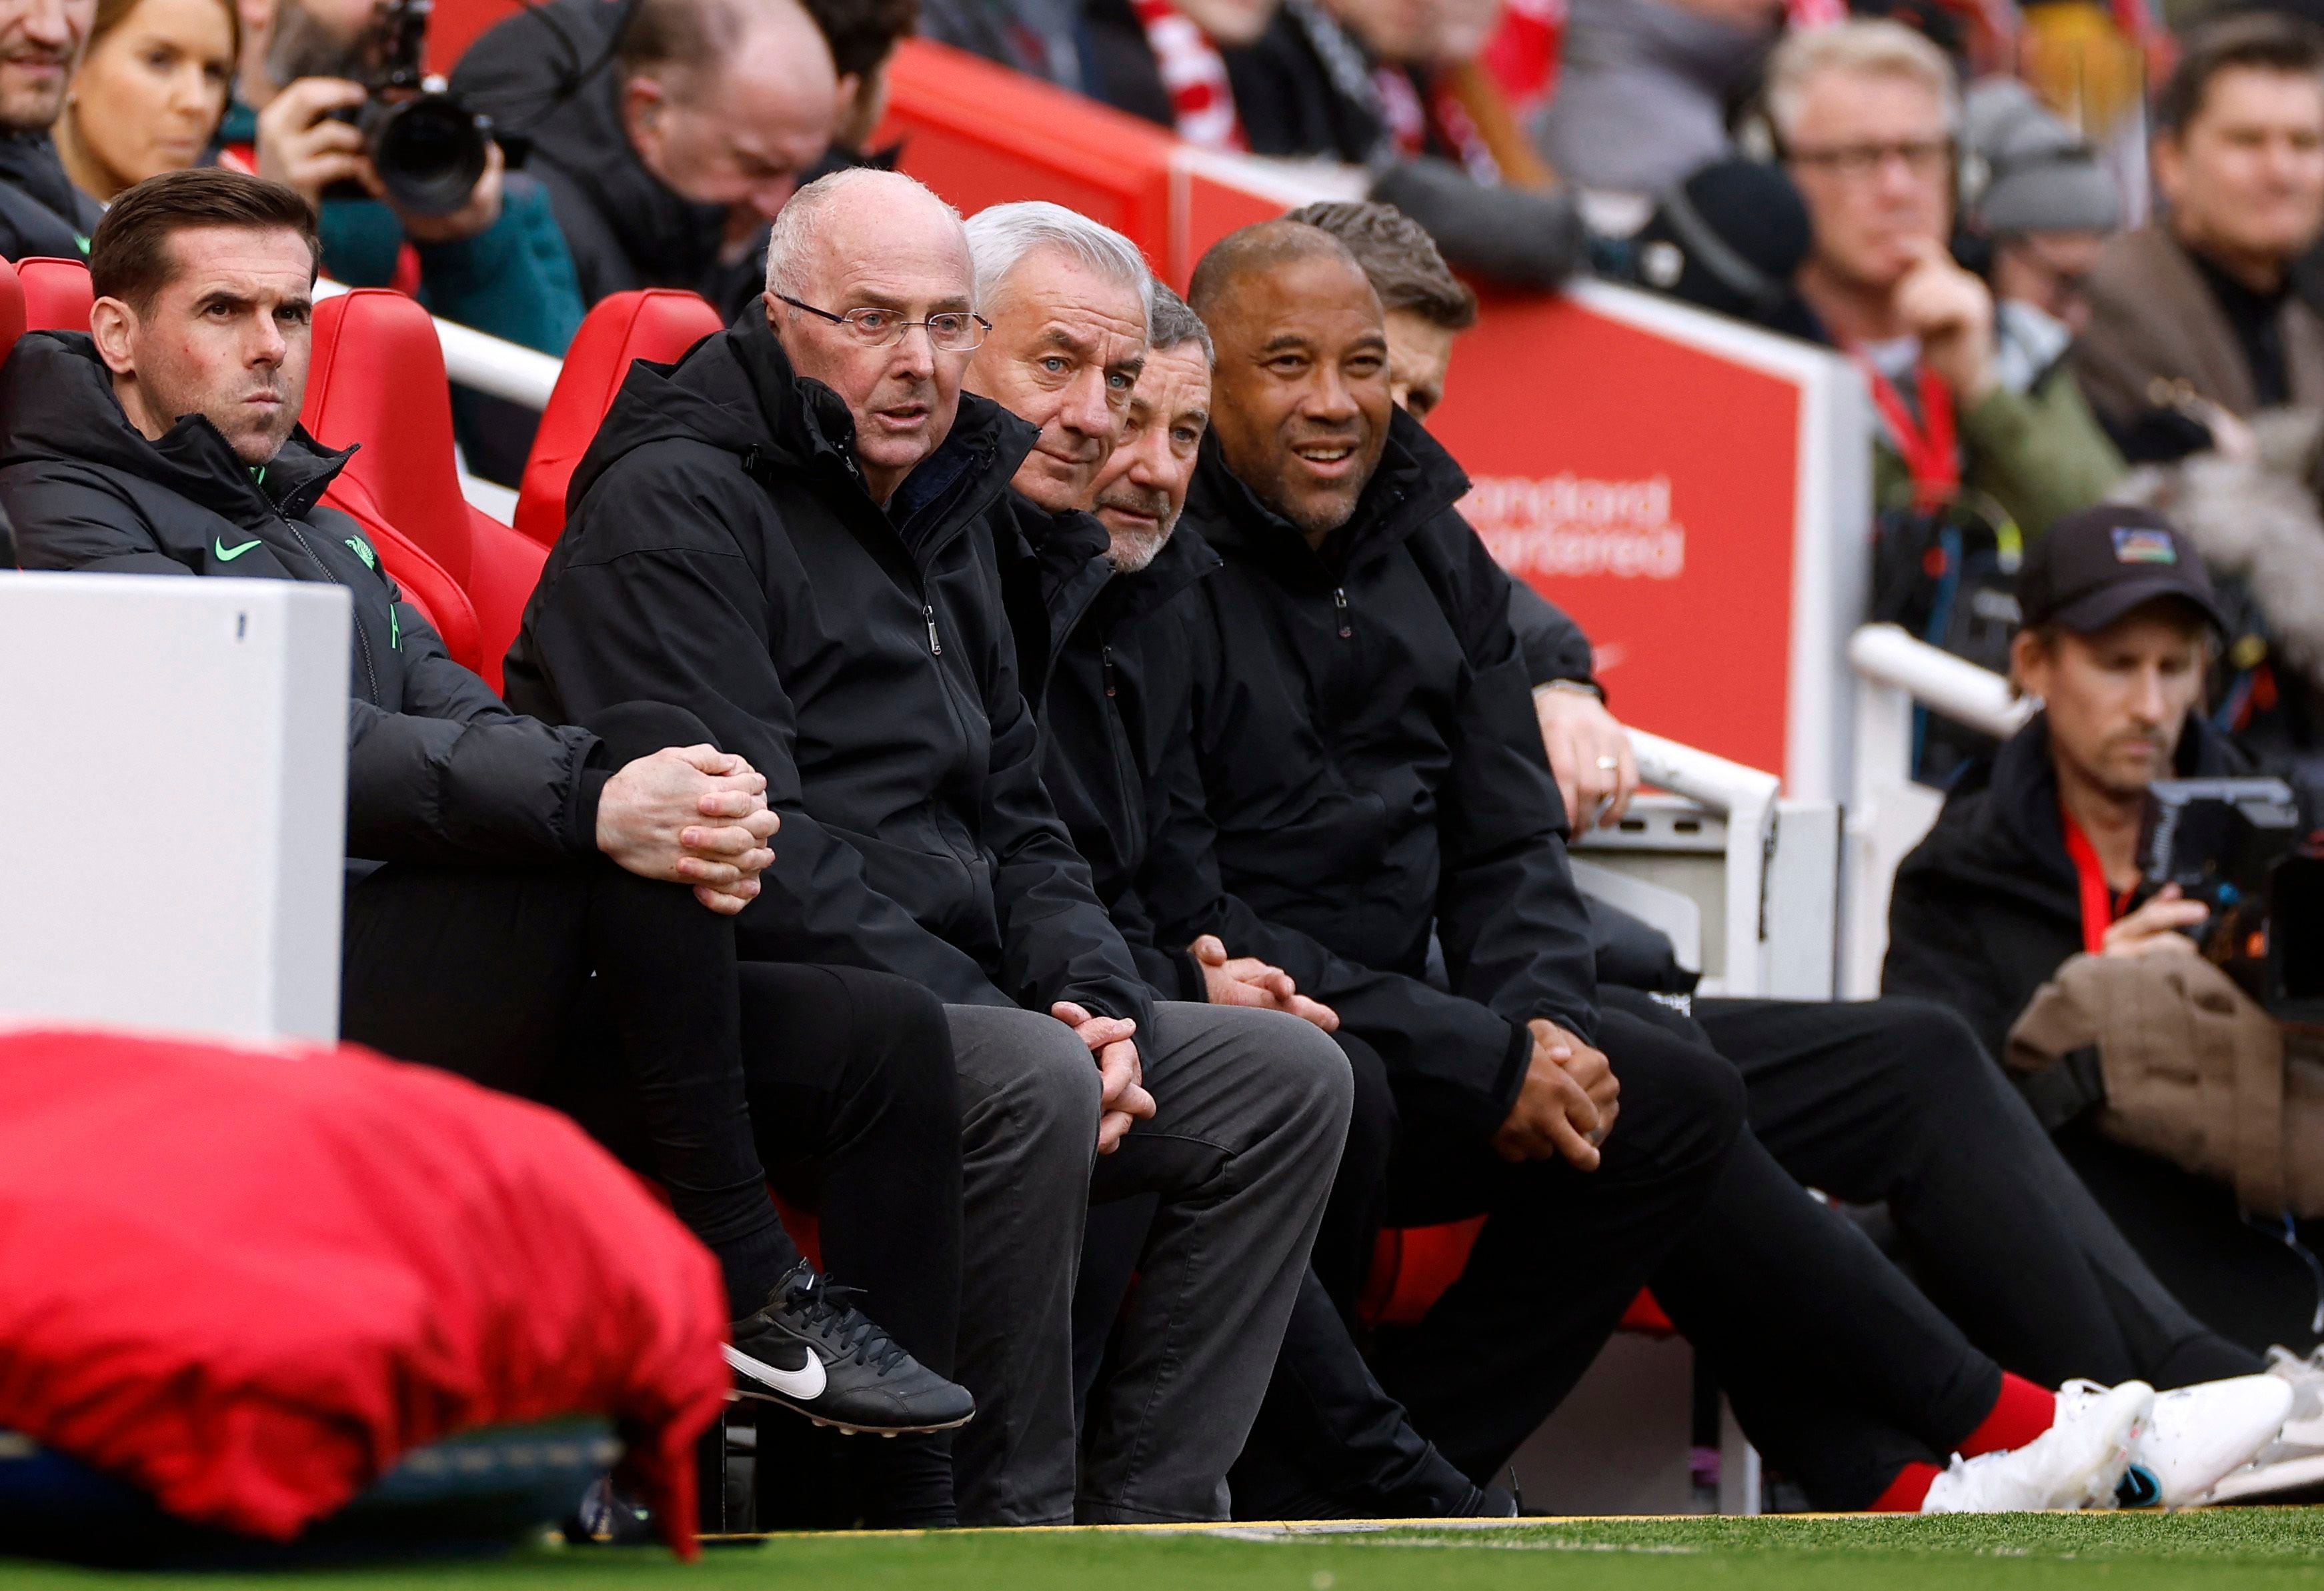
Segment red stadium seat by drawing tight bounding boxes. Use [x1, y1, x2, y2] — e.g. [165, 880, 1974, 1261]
[1362, 1218, 1674, 1337]
[514, 289, 722, 547]
[301, 289, 545, 693]
[0, 257, 26, 358]
[323, 467, 484, 675]
[15, 256, 91, 332]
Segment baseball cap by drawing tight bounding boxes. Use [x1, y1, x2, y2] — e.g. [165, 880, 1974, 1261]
[2017, 504, 2229, 635]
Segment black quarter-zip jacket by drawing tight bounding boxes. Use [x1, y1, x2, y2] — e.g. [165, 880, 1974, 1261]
[1139, 414, 1599, 1140]
[504, 309, 1152, 1028]
[0, 330, 606, 868]
[1883, 709, 2245, 1062]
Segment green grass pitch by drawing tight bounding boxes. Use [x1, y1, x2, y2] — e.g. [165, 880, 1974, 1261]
[11, 1512, 2324, 1590]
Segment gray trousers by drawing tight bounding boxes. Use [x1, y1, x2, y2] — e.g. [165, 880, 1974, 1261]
[944, 1000, 1351, 1525]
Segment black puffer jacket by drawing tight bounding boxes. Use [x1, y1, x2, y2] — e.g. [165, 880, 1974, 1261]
[1164, 412, 1599, 1139]
[451, 0, 735, 310]
[505, 308, 1151, 1026]
[0, 331, 606, 866]
[1883, 709, 2245, 1061]
[0, 131, 99, 261]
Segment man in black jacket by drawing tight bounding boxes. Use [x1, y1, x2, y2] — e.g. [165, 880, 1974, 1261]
[1156, 217, 2293, 1514]
[0, 0, 101, 259]
[1883, 509, 2324, 1362]
[507, 168, 1350, 1527]
[1302, 197, 2272, 1420]
[452, 0, 837, 314]
[0, 169, 978, 1475]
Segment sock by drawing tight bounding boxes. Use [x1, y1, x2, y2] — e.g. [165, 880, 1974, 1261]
[1958, 1372, 2057, 1460]
[1871, 1462, 1941, 1512]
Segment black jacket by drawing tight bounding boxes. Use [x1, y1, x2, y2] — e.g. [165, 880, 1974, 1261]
[452, 0, 738, 310]
[1162, 413, 1600, 1139]
[0, 331, 606, 866]
[0, 131, 98, 262]
[503, 308, 1150, 1026]
[1883, 709, 2244, 1061]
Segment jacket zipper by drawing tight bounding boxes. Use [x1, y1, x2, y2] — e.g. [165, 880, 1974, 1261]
[1101, 641, 1118, 698]
[281, 515, 379, 702]
[1333, 587, 1353, 639]
[923, 603, 942, 656]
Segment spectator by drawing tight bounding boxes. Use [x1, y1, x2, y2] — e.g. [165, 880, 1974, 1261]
[1771, 20, 2122, 542]
[802, 0, 916, 151]
[1882, 504, 2324, 1372]
[1962, 76, 2121, 401]
[1164, 215, 2303, 1513]
[1297, 203, 2324, 1503]
[504, 169, 1351, 1526]
[51, 0, 236, 205]
[226, 0, 588, 479]
[452, 0, 837, 317]
[1533, 0, 1781, 200]
[0, 169, 981, 1472]
[0, 0, 101, 257]
[2077, 14, 2324, 464]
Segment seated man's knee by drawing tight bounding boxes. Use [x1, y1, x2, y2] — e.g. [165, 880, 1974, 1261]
[1598, 1010, 1747, 1167]
[949, 1006, 1102, 1144]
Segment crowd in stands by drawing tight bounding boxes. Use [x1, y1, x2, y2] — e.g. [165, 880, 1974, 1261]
[9, 0, 2324, 1538]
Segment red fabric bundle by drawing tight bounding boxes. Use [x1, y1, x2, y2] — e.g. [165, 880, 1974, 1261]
[0, 1027, 728, 1556]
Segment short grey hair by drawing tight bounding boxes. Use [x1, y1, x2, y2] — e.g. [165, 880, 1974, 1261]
[1765, 19, 1960, 145]
[1148, 281, 1213, 369]
[765, 167, 963, 300]
[962, 201, 1155, 322]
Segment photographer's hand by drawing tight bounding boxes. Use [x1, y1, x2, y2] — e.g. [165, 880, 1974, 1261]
[255, 77, 370, 209]
[377, 137, 505, 245]
[2102, 884, 2209, 958]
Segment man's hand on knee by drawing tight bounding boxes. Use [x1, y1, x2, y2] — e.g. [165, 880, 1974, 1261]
[1052, 1001, 1156, 1154]
[598, 745, 780, 914]
[1188, 936, 1340, 1032]
[1491, 1020, 1614, 1169]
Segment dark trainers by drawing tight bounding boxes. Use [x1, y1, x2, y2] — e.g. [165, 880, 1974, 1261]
[726, 1262, 975, 1436]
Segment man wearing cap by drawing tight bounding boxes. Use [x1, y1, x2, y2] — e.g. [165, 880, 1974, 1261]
[1879, 507, 2324, 1366]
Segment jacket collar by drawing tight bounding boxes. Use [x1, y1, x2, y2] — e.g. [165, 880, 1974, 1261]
[1965, 707, 2242, 886]
[1186, 405, 1469, 583]
[0, 330, 351, 523]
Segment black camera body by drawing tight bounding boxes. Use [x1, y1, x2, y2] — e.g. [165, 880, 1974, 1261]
[2137, 777, 2324, 1020]
[331, 0, 493, 217]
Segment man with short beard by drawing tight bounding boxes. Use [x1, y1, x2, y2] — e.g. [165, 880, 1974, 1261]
[0, 0, 101, 257]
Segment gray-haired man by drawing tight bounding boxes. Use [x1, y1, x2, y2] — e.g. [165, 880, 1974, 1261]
[507, 169, 1348, 1527]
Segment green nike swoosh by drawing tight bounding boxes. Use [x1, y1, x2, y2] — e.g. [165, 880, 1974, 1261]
[214, 538, 263, 562]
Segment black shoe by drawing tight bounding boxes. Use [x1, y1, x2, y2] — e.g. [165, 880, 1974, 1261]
[726, 1263, 975, 1436]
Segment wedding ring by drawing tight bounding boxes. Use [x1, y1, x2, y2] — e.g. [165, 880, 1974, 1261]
[1594, 755, 1619, 771]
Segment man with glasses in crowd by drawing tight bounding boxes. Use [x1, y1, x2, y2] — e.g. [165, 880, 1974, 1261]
[1770, 19, 2120, 541]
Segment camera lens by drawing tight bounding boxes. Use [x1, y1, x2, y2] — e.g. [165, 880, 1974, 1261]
[367, 92, 489, 217]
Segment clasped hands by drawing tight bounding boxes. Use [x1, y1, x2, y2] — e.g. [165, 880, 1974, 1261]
[1493, 1018, 1620, 1170]
[595, 745, 781, 915]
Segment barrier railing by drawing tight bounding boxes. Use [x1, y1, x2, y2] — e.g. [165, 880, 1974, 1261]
[1841, 624, 2034, 996]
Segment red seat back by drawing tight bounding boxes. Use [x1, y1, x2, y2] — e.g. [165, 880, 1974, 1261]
[16, 256, 93, 331]
[301, 289, 544, 693]
[323, 468, 484, 675]
[515, 289, 722, 547]
[0, 257, 25, 358]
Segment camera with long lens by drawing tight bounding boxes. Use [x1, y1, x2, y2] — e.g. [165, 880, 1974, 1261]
[2137, 777, 2324, 1021]
[332, 0, 492, 217]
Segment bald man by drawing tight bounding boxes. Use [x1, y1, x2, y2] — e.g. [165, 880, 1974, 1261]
[455, 0, 838, 309]
[509, 171, 1350, 1529]
[1151, 219, 2199, 1516]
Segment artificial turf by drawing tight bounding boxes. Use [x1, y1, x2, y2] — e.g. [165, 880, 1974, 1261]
[11, 1512, 2324, 1591]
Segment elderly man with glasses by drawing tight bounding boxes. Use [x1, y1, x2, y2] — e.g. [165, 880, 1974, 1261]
[507, 168, 1349, 1529]
[1768, 19, 2120, 541]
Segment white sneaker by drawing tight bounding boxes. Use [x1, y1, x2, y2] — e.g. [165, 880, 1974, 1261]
[1921, 1380, 2153, 1514]
[2108, 1375, 2294, 1506]
[2201, 1347, 2324, 1503]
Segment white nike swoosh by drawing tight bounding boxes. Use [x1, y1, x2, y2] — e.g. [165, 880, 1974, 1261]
[725, 1340, 827, 1401]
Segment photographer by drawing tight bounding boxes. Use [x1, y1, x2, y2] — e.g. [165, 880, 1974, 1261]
[225, 0, 582, 477]
[1885, 506, 2324, 1366]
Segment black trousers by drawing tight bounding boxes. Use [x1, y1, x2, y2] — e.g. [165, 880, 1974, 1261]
[1698, 997, 2261, 1390]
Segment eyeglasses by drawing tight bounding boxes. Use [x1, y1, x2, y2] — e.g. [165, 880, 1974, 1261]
[775, 294, 992, 351]
[1787, 138, 1955, 183]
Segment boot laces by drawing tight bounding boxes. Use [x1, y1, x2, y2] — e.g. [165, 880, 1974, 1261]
[786, 1271, 910, 1374]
